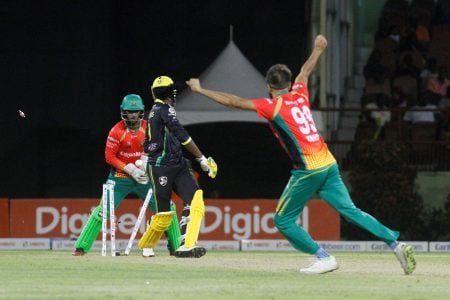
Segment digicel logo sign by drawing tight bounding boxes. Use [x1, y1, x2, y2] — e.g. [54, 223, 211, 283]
[8, 199, 339, 240]
[203, 205, 280, 239]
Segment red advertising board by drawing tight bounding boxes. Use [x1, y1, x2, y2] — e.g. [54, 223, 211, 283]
[202, 199, 339, 240]
[0, 198, 9, 237]
[6, 198, 340, 240]
[9, 199, 149, 239]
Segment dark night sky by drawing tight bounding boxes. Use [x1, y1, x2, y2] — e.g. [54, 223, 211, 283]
[0, 0, 310, 198]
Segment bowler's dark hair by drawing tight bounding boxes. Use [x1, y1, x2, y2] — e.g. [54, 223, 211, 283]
[265, 64, 292, 90]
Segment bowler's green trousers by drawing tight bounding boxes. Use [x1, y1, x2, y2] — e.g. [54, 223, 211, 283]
[273, 163, 400, 254]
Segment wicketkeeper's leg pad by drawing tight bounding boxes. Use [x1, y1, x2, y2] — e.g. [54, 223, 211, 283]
[74, 205, 103, 253]
[138, 211, 174, 249]
[184, 189, 205, 248]
[166, 201, 181, 253]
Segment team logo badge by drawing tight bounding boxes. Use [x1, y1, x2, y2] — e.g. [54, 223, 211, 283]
[159, 176, 168, 186]
[168, 107, 176, 116]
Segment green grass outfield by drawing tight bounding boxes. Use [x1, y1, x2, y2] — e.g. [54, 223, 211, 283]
[0, 251, 449, 299]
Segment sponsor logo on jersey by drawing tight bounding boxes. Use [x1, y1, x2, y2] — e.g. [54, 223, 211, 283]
[159, 176, 168, 186]
[292, 83, 304, 90]
[305, 134, 320, 142]
[168, 107, 176, 117]
[118, 151, 141, 158]
[148, 143, 158, 151]
[284, 100, 298, 105]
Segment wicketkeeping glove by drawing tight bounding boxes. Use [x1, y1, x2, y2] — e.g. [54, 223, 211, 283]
[196, 155, 218, 179]
[123, 163, 148, 184]
[135, 154, 148, 173]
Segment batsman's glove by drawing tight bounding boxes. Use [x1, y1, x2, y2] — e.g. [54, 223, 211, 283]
[123, 163, 148, 184]
[196, 155, 218, 179]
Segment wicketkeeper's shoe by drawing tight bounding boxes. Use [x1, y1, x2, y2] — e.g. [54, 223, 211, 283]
[300, 256, 339, 274]
[394, 242, 416, 275]
[72, 248, 85, 256]
[174, 245, 206, 258]
[142, 248, 155, 258]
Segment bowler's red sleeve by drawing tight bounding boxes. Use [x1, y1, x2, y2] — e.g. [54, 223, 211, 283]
[252, 98, 276, 120]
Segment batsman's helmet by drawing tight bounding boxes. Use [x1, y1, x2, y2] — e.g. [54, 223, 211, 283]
[120, 94, 145, 130]
[151, 76, 177, 102]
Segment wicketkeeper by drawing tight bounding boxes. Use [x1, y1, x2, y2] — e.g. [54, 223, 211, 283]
[72, 94, 181, 257]
[137, 76, 217, 258]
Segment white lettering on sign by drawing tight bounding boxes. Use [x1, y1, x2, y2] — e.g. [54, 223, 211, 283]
[36, 207, 60, 234]
[202, 205, 308, 239]
[36, 206, 90, 234]
[35, 205, 308, 239]
[36, 206, 149, 235]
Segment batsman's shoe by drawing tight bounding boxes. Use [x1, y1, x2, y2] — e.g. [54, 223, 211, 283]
[174, 245, 206, 258]
[142, 248, 155, 258]
[72, 248, 85, 256]
[394, 242, 416, 275]
[300, 256, 338, 274]
[166, 242, 175, 256]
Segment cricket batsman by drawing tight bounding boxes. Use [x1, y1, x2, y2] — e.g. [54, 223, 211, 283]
[137, 76, 217, 258]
